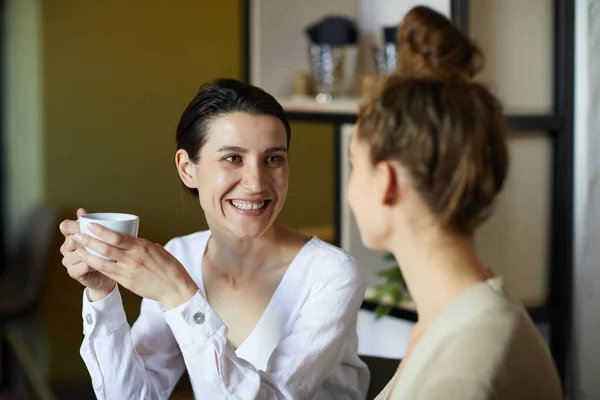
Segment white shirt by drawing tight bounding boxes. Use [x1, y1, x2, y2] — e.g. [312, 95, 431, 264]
[80, 231, 370, 399]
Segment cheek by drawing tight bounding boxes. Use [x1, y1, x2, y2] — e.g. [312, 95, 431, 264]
[196, 165, 238, 200]
[212, 170, 232, 192]
[348, 170, 378, 223]
[271, 166, 289, 192]
[346, 169, 361, 210]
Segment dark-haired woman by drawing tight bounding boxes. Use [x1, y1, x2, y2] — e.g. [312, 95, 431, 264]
[58, 78, 369, 399]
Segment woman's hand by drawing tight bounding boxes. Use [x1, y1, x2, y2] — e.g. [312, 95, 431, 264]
[72, 223, 199, 309]
[59, 208, 116, 302]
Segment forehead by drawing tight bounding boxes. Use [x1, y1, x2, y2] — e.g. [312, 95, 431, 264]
[204, 112, 287, 148]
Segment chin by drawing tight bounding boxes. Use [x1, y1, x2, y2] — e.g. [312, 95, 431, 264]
[361, 236, 385, 251]
[358, 227, 389, 252]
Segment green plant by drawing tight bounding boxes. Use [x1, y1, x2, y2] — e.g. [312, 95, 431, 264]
[369, 253, 411, 319]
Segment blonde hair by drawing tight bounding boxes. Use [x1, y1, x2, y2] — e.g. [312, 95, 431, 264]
[357, 6, 508, 236]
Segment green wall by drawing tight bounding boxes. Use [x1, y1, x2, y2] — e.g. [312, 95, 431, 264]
[41, 0, 334, 383]
[4, 0, 44, 247]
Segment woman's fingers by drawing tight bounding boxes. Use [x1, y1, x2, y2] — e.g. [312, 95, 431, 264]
[65, 260, 93, 280]
[60, 235, 84, 255]
[59, 208, 88, 237]
[75, 248, 123, 279]
[87, 223, 137, 250]
[73, 233, 128, 264]
[62, 250, 84, 267]
[59, 219, 81, 237]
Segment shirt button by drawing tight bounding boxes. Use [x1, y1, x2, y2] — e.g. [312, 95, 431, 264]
[85, 313, 93, 325]
[193, 312, 205, 325]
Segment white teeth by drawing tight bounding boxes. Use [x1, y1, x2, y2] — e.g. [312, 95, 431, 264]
[231, 200, 266, 210]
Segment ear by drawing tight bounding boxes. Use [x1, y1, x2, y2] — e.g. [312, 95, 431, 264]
[175, 149, 198, 190]
[374, 161, 400, 206]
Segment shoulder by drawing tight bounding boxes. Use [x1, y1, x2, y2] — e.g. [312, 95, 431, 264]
[296, 238, 365, 290]
[397, 375, 492, 400]
[416, 304, 557, 393]
[440, 304, 527, 356]
[300, 238, 359, 273]
[431, 302, 533, 363]
[163, 230, 210, 261]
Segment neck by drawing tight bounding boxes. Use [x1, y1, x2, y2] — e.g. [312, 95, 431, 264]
[205, 223, 287, 283]
[389, 226, 492, 330]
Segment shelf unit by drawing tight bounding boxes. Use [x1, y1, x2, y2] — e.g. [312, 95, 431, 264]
[361, 300, 559, 324]
[242, 0, 574, 385]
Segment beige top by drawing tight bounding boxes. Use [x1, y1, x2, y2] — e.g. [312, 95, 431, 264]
[376, 277, 562, 400]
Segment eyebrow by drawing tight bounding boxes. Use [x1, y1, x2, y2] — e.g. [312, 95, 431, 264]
[266, 146, 288, 153]
[216, 146, 288, 153]
[216, 146, 246, 153]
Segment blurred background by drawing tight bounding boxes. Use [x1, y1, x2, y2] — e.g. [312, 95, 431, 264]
[1, 0, 336, 398]
[0, 1, 598, 399]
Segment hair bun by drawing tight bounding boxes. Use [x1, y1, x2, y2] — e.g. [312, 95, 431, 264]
[397, 6, 484, 81]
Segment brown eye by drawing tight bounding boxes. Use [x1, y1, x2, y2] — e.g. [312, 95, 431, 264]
[265, 154, 285, 165]
[224, 155, 242, 164]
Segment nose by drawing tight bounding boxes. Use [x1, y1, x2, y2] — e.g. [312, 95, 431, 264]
[241, 164, 266, 193]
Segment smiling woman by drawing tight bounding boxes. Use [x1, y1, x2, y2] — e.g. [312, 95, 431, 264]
[176, 108, 290, 240]
[58, 78, 369, 399]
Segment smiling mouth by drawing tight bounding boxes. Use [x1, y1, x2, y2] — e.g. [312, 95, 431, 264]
[229, 199, 271, 211]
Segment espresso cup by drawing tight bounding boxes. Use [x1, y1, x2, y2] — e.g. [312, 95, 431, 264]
[78, 213, 139, 260]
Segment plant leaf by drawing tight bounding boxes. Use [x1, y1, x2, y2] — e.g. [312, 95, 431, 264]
[373, 283, 401, 303]
[376, 267, 405, 284]
[382, 253, 396, 262]
[374, 304, 393, 319]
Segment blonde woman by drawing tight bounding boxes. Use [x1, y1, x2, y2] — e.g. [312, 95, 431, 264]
[346, 6, 562, 400]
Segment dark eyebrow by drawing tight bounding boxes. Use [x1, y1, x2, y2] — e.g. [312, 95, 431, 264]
[265, 146, 288, 153]
[216, 146, 288, 154]
[216, 146, 247, 153]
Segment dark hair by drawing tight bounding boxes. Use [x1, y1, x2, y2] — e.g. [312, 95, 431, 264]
[357, 7, 508, 236]
[176, 78, 291, 196]
[397, 6, 484, 81]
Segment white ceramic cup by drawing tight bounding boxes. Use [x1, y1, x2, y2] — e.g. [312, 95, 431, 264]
[78, 213, 140, 260]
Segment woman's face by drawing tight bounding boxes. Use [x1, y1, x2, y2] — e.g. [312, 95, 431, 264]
[179, 112, 289, 239]
[346, 130, 392, 250]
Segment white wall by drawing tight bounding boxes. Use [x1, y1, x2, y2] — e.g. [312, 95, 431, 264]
[251, 0, 451, 97]
[3, 0, 44, 247]
[572, 1, 600, 399]
[470, 0, 553, 113]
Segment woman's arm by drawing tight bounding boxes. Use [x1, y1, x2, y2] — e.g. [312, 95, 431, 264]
[75, 226, 368, 399]
[80, 285, 185, 400]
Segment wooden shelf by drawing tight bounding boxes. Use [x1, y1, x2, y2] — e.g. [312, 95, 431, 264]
[361, 299, 419, 322]
[279, 96, 561, 132]
[279, 98, 554, 118]
[278, 96, 360, 115]
[361, 297, 557, 324]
